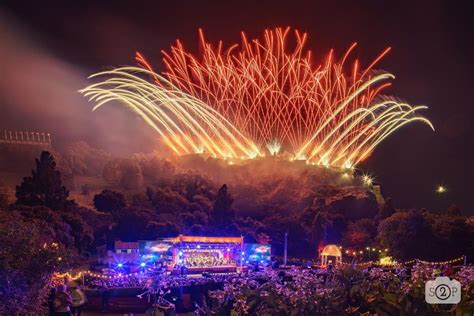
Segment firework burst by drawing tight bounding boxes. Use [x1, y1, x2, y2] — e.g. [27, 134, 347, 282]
[81, 27, 433, 168]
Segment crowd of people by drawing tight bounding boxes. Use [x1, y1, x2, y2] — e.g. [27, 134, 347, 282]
[51, 261, 473, 314]
[84, 275, 149, 289]
[47, 284, 86, 316]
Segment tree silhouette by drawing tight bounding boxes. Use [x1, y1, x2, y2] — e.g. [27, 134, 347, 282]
[15, 151, 70, 210]
[213, 184, 234, 227]
[378, 210, 434, 260]
[93, 189, 126, 214]
[0, 210, 69, 314]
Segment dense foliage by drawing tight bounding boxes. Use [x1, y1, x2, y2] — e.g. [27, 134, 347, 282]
[1, 149, 474, 313]
[205, 265, 474, 315]
[0, 210, 71, 314]
[16, 151, 72, 210]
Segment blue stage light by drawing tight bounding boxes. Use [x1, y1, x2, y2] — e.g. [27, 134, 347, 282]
[117, 263, 123, 268]
[140, 262, 146, 267]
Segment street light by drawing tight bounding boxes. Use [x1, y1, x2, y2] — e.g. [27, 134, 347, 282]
[436, 185, 446, 193]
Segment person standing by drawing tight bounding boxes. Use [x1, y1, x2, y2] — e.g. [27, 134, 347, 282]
[54, 284, 73, 316]
[47, 287, 56, 316]
[70, 285, 86, 316]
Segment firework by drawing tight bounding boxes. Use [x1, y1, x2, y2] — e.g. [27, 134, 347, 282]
[81, 27, 433, 168]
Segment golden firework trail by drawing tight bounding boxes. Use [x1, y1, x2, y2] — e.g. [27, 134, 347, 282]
[81, 28, 433, 168]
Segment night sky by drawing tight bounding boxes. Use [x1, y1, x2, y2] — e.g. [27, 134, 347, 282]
[1, 0, 473, 213]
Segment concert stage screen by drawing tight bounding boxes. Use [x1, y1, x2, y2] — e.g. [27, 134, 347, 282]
[244, 244, 271, 264]
[139, 241, 173, 263]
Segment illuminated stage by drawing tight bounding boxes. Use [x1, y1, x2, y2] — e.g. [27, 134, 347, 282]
[138, 235, 270, 273]
[173, 235, 242, 272]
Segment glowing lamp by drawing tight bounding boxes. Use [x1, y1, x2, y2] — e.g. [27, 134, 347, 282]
[436, 185, 446, 193]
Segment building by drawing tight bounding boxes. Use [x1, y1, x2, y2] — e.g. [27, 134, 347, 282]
[97, 240, 140, 267]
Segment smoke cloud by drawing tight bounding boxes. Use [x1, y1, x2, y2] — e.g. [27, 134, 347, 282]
[0, 10, 158, 154]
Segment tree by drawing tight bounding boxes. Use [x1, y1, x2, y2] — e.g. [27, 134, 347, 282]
[378, 210, 435, 260]
[172, 173, 214, 201]
[102, 158, 143, 189]
[119, 158, 143, 189]
[151, 187, 188, 214]
[0, 209, 70, 314]
[15, 205, 93, 256]
[60, 212, 94, 255]
[93, 189, 126, 214]
[213, 184, 234, 227]
[16, 151, 71, 210]
[430, 215, 474, 260]
[342, 219, 377, 248]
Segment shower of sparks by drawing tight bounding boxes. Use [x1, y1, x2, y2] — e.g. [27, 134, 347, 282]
[81, 27, 433, 168]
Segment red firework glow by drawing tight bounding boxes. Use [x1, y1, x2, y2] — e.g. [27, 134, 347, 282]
[82, 27, 432, 168]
